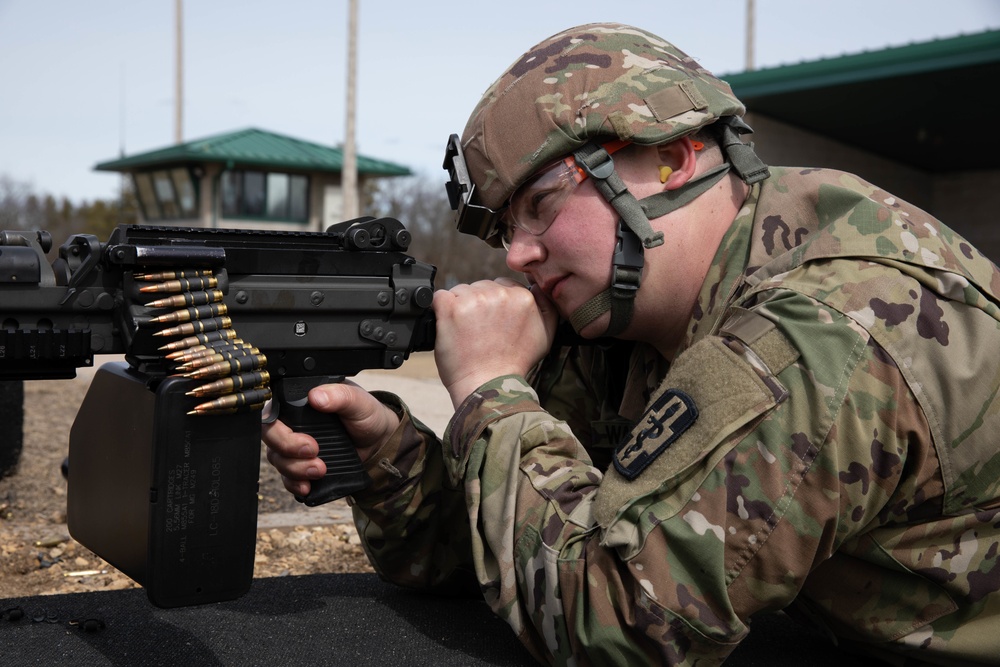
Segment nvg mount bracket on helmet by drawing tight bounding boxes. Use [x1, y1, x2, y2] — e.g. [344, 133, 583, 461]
[444, 133, 504, 246]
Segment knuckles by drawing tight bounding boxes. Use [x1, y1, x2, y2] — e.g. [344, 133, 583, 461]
[434, 280, 537, 322]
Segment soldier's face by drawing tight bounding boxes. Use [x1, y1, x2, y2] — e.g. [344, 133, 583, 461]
[504, 147, 667, 338]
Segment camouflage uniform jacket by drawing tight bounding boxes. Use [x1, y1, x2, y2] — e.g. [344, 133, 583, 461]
[350, 167, 1000, 666]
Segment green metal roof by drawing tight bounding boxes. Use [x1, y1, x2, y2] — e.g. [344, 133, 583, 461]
[721, 29, 1000, 172]
[94, 127, 411, 176]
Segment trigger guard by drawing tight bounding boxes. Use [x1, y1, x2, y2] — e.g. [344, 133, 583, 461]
[260, 399, 279, 424]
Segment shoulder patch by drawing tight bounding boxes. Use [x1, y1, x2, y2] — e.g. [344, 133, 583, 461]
[614, 389, 698, 480]
[595, 333, 794, 535]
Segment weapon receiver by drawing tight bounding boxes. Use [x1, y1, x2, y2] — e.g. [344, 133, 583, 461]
[0, 218, 436, 606]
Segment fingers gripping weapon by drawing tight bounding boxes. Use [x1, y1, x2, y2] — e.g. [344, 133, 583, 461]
[0, 219, 436, 606]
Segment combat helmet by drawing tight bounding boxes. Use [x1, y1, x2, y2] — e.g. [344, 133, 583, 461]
[444, 23, 769, 336]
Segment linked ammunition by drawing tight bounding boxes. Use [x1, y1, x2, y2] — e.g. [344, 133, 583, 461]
[182, 353, 267, 379]
[187, 402, 267, 416]
[188, 387, 272, 415]
[157, 329, 237, 352]
[174, 347, 259, 372]
[186, 370, 271, 397]
[148, 302, 228, 324]
[164, 339, 243, 361]
[133, 269, 214, 281]
[137, 265, 269, 414]
[165, 339, 249, 362]
[152, 316, 233, 337]
[145, 289, 224, 309]
[139, 276, 219, 294]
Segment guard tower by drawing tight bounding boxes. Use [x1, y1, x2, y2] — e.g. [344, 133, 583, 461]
[94, 127, 411, 232]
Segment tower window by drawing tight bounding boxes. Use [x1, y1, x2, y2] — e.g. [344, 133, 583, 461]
[221, 170, 309, 223]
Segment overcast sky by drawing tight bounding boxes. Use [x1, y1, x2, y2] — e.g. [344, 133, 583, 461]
[1, 0, 998, 204]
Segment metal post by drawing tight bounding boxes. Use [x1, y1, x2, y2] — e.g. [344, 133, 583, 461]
[175, 0, 184, 143]
[342, 0, 359, 219]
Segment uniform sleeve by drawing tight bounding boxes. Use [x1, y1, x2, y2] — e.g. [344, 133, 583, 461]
[348, 391, 479, 596]
[442, 290, 927, 665]
[346, 340, 614, 597]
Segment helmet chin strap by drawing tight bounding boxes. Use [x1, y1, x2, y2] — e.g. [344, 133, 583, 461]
[566, 118, 769, 338]
[567, 143, 732, 337]
[568, 218, 645, 336]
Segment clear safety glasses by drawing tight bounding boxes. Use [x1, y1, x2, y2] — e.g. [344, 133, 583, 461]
[497, 140, 629, 250]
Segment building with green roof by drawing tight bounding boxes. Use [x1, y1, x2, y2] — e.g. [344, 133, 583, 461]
[723, 28, 1000, 260]
[94, 127, 411, 232]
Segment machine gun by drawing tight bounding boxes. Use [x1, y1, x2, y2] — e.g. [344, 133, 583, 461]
[0, 218, 436, 607]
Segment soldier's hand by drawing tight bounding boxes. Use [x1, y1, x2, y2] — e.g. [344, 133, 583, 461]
[433, 278, 558, 408]
[261, 381, 400, 498]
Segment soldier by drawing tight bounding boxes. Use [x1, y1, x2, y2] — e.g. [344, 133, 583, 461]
[264, 23, 1000, 665]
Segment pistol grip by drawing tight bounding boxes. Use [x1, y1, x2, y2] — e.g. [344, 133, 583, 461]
[278, 380, 371, 506]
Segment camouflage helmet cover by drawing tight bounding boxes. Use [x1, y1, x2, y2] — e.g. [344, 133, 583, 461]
[460, 23, 746, 213]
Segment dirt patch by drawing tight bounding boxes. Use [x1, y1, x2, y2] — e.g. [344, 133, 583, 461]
[0, 352, 449, 600]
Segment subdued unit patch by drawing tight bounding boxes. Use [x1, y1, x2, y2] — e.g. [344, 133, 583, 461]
[614, 389, 698, 480]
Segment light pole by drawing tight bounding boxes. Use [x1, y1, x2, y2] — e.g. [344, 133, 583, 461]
[175, 0, 184, 143]
[342, 0, 359, 220]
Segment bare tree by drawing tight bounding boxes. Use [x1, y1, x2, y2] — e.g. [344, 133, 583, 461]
[371, 176, 520, 288]
[0, 174, 137, 248]
[0, 174, 32, 229]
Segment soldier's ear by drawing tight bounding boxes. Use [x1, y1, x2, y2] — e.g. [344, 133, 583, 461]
[655, 137, 699, 190]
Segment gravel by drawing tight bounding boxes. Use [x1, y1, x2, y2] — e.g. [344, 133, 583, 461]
[0, 352, 451, 600]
